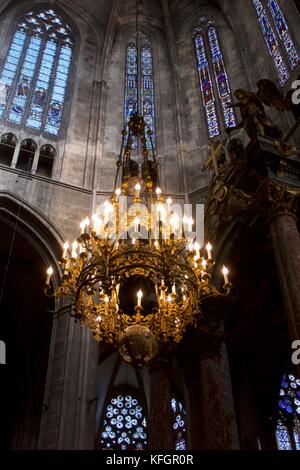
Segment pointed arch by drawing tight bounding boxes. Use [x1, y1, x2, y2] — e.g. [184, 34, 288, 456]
[193, 19, 236, 138]
[252, 0, 299, 86]
[0, 7, 77, 139]
[124, 35, 156, 148]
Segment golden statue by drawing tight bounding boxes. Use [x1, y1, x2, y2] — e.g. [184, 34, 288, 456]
[229, 79, 295, 155]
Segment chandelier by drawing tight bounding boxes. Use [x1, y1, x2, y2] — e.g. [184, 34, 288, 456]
[44, 3, 232, 366]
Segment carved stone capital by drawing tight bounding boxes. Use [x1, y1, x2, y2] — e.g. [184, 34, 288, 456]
[255, 180, 300, 223]
[205, 178, 252, 242]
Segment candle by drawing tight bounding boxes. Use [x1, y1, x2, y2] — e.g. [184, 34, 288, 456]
[156, 187, 162, 201]
[115, 188, 121, 199]
[83, 217, 90, 234]
[257, 438, 262, 450]
[116, 283, 120, 297]
[46, 266, 53, 284]
[80, 220, 85, 234]
[137, 290, 143, 307]
[170, 213, 179, 232]
[135, 183, 141, 198]
[194, 242, 200, 259]
[188, 242, 194, 252]
[71, 240, 78, 258]
[172, 283, 176, 295]
[134, 216, 140, 233]
[104, 200, 111, 224]
[188, 217, 193, 232]
[92, 214, 101, 234]
[167, 196, 172, 207]
[222, 265, 229, 285]
[62, 241, 69, 258]
[206, 242, 212, 259]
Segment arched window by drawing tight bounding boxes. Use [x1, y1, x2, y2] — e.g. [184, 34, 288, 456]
[16, 138, 36, 172]
[252, 0, 299, 86]
[194, 21, 236, 139]
[171, 397, 187, 450]
[124, 37, 156, 148]
[0, 133, 17, 166]
[275, 373, 300, 450]
[36, 144, 56, 177]
[100, 393, 147, 450]
[0, 8, 74, 138]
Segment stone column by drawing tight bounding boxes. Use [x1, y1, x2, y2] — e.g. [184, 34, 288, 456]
[10, 142, 20, 168]
[198, 344, 239, 450]
[270, 212, 300, 340]
[182, 331, 239, 449]
[258, 180, 300, 341]
[149, 359, 174, 450]
[37, 304, 99, 449]
[31, 147, 40, 175]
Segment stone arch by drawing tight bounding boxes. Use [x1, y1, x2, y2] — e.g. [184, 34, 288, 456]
[36, 144, 56, 178]
[16, 139, 37, 172]
[0, 132, 17, 166]
[0, 191, 63, 282]
[0, 191, 64, 448]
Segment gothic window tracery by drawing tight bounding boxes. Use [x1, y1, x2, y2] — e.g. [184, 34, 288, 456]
[193, 21, 236, 138]
[275, 373, 300, 450]
[171, 397, 187, 450]
[0, 8, 74, 138]
[252, 0, 299, 86]
[124, 37, 156, 148]
[100, 393, 148, 450]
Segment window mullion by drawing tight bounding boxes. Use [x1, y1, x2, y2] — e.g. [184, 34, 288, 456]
[204, 30, 224, 137]
[4, 30, 30, 123]
[41, 39, 61, 135]
[23, 32, 46, 129]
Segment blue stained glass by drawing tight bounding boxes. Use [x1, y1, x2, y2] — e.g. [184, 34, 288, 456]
[252, 0, 289, 86]
[171, 398, 187, 451]
[0, 9, 74, 137]
[26, 40, 57, 131]
[0, 31, 27, 118]
[8, 35, 42, 125]
[276, 374, 300, 450]
[124, 42, 138, 145]
[141, 45, 155, 148]
[267, 0, 299, 69]
[208, 27, 236, 130]
[44, 44, 73, 136]
[194, 33, 219, 138]
[100, 394, 147, 450]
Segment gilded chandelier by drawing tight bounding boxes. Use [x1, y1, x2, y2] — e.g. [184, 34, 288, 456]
[45, 0, 232, 364]
[45, 111, 232, 365]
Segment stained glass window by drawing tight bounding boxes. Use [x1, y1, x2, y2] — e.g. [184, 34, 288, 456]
[207, 27, 236, 131]
[0, 9, 74, 138]
[267, 0, 299, 70]
[100, 394, 147, 450]
[141, 45, 155, 148]
[275, 374, 300, 450]
[124, 40, 156, 148]
[124, 42, 138, 127]
[194, 25, 236, 139]
[194, 33, 219, 138]
[171, 398, 187, 450]
[252, 0, 298, 86]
